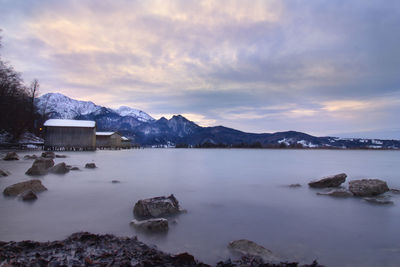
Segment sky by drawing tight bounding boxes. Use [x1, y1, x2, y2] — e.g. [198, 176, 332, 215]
[1, 0, 400, 139]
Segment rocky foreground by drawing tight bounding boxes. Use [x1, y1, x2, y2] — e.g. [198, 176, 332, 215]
[0, 232, 322, 267]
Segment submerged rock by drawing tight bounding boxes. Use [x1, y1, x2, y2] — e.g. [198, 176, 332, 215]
[41, 151, 55, 159]
[111, 180, 121, 183]
[308, 173, 347, 188]
[390, 188, 400, 194]
[23, 154, 38, 160]
[55, 154, 67, 158]
[3, 152, 19, 161]
[21, 190, 38, 201]
[317, 189, 353, 197]
[49, 162, 70, 174]
[85, 163, 96, 169]
[349, 179, 389, 197]
[363, 196, 393, 205]
[133, 194, 183, 219]
[0, 168, 10, 177]
[25, 157, 55, 176]
[287, 184, 302, 188]
[130, 218, 169, 232]
[3, 179, 47, 196]
[70, 167, 80, 171]
[228, 239, 281, 263]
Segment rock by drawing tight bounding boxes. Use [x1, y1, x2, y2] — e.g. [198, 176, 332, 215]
[70, 167, 80, 171]
[287, 184, 301, 188]
[3, 179, 47, 196]
[363, 196, 393, 205]
[349, 179, 389, 197]
[308, 173, 347, 188]
[24, 155, 38, 160]
[85, 163, 96, 169]
[3, 152, 19, 161]
[111, 180, 121, 183]
[49, 162, 70, 174]
[41, 151, 55, 159]
[21, 190, 38, 201]
[0, 168, 10, 177]
[26, 157, 55, 176]
[317, 189, 353, 197]
[130, 218, 169, 232]
[55, 154, 67, 158]
[228, 239, 281, 263]
[390, 188, 400, 194]
[133, 194, 183, 219]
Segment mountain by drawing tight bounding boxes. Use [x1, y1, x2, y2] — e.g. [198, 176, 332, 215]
[36, 93, 154, 122]
[36, 93, 400, 149]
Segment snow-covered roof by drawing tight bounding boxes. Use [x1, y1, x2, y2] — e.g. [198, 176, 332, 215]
[121, 136, 130, 141]
[96, 132, 120, 136]
[44, 119, 96, 128]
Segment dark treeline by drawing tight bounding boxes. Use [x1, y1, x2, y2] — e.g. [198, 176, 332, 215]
[176, 142, 306, 149]
[0, 32, 43, 141]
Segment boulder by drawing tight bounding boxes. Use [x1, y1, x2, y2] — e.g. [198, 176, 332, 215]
[23, 155, 38, 160]
[21, 190, 38, 201]
[349, 179, 389, 197]
[133, 194, 183, 219]
[228, 239, 281, 263]
[85, 163, 96, 169]
[130, 218, 169, 232]
[3, 179, 47, 196]
[55, 154, 67, 158]
[308, 173, 347, 188]
[70, 167, 80, 171]
[317, 189, 353, 197]
[0, 168, 10, 177]
[41, 151, 55, 159]
[3, 152, 19, 161]
[363, 196, 393, 205]
[25, 157, 55, 176]
[49, 162, 70, 174]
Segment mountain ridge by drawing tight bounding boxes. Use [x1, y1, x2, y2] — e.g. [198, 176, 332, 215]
[36, 93, 400, 149]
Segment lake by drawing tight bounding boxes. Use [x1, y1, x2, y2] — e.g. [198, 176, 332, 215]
[1, 149, 400, 266]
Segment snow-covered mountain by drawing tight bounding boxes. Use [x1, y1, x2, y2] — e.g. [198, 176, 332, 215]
[113, 106, 154, 122]
[36, 93, 154, 122]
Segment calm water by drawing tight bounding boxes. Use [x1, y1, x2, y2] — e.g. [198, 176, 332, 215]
[1, 149, 400, 266]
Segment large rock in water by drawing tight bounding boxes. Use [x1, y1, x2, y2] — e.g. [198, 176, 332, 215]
[228, 239, 281, 263]
[3, 152, 19, 161]
[3, 179, 47, 196]
[49, 162, 70, 174]
[308, 173, 347, 188]
[349, 179, 389, 197]
[25, 157, 55, 176]
[130, 218, 169, 232]
[133, 194, 183, 219]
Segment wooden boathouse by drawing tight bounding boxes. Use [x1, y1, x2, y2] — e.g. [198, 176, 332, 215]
[121, 136, 132, 149]
[43, 119, 96, 151]
[96, 132, 122, 149]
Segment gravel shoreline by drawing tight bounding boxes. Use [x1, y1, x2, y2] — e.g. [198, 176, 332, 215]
[0, 232, 323, 267]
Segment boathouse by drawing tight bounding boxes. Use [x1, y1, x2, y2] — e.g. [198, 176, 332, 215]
[43, 119, 96, 151]
[96, 132, 122, 149]
[121, 136, 132, 149]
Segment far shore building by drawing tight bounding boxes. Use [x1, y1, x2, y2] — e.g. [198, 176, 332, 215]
[43, 119, 96, 151]
[96, 132, 122, 149]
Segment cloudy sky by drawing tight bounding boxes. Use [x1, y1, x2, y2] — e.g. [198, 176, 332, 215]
[1, 0, 400, 138]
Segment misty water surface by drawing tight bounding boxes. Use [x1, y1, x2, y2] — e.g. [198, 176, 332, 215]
[1, 149, 400, 266]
